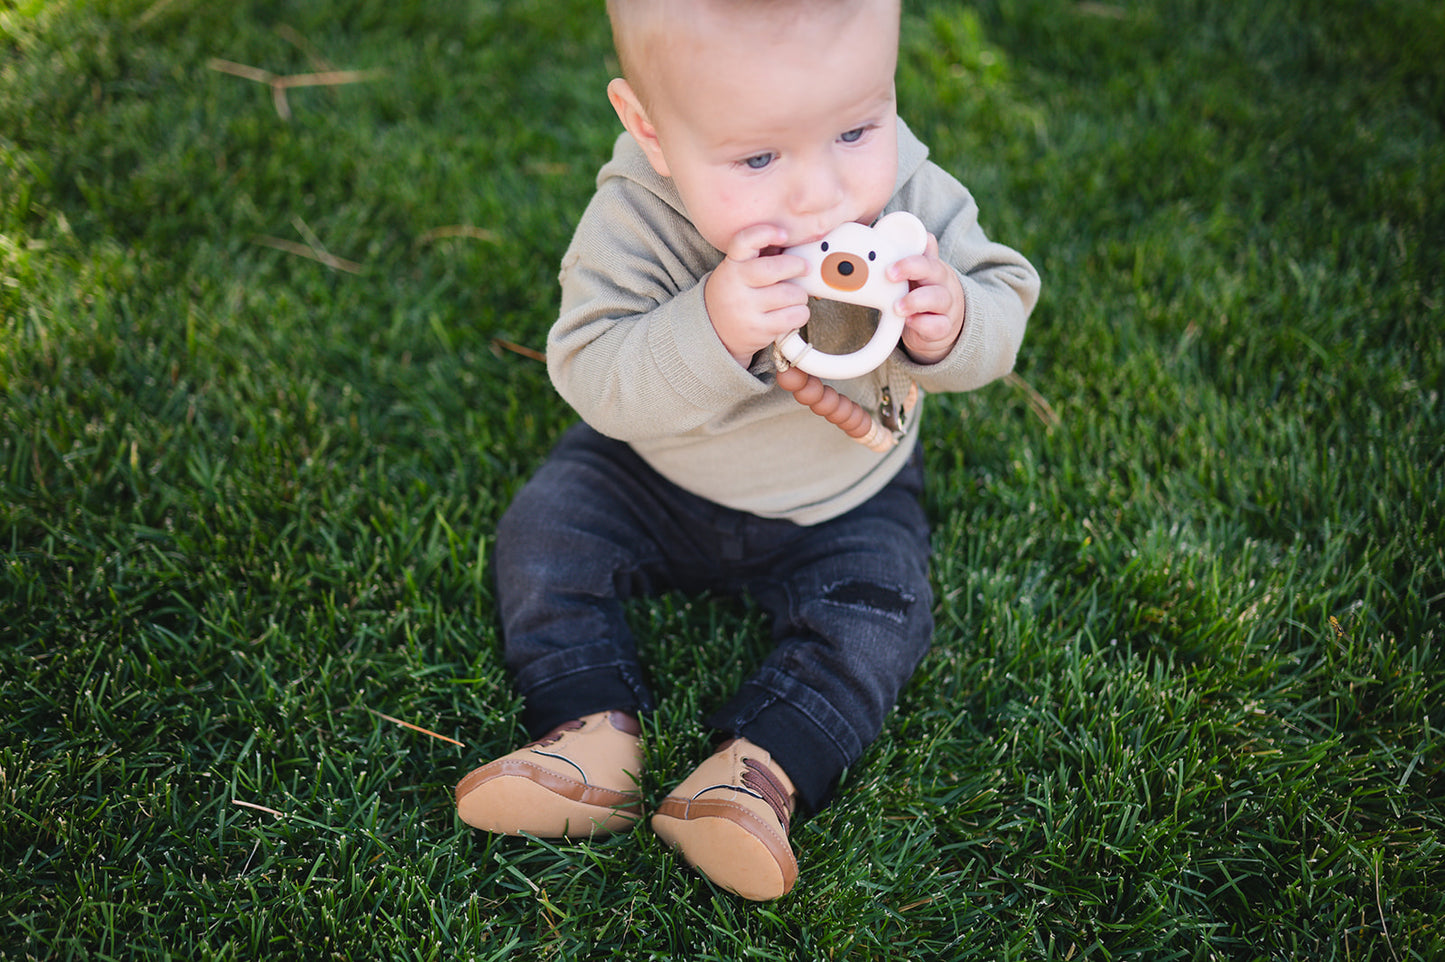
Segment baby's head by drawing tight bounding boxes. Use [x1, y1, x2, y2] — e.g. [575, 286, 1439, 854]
[605, 0, 902, 254]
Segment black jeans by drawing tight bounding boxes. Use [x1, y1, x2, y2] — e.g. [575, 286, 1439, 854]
[494, 423, 934, 813]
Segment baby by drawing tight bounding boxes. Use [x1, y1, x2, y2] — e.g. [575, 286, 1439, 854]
[455, 0, 1040, 901]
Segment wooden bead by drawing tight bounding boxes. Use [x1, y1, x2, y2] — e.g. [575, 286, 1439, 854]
[775, 366, 808, 392]
[793, 378, 825, 405]
[777, 360, 895, 451]
[825, 397, 853, 425]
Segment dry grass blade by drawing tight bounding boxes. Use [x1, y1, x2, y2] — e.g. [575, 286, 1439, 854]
[231, 799, 284, 817]
[207, 58, 277, 85]
[1077, 2, 1127, 17]
[273, 69, 387, 91]
[275, 24, 336, 75]
[136, 0, 187, 25]
[251, 234, 362, 274]
[366, 708, 467, 747]
[417, 225, 501, 245]
[1005, 372, 1061, 428]
[492, 338, 546, 363]
[206, 57, 385, 121]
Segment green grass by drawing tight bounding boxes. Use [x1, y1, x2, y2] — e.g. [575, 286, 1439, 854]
[2, 0, 1441, 958]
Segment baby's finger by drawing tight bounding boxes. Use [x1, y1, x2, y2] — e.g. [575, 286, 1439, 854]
[766, 302, 814, 336]
[888, 252, 943, 286]
[724, 223, 790, 263]
[897, 284, 954, 320]
[756, 271, 811, 310]
[902, 307, 957, 345]
[745, 251, 809, 286]
[887, 233, 943, 283]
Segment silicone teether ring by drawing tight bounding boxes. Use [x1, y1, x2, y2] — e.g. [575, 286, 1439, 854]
[774, 319, 903, 381]
[775, 211, 928, 380]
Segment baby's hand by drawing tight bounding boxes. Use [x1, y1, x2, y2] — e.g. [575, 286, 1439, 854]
[705, 224, 810, 366]
[888, 233, 966, 364]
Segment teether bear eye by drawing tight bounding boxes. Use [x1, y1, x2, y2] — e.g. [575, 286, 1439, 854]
[821, 252, 868, 292]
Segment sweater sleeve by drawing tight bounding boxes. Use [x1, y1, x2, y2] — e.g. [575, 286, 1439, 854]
[889, 160, 1040, 394]
[547, 180, 770, 442]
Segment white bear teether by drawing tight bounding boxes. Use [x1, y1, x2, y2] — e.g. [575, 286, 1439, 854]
[774, 210, 929, 380]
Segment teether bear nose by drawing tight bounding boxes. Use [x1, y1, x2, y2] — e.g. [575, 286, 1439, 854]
[821, 251, 868, 292]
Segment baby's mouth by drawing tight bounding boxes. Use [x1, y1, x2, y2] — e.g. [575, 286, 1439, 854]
[761, 245, 785, 257]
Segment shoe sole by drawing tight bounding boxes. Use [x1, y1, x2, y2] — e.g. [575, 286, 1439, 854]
[652, 799, 797, 900]
[456, 760, 640, 838]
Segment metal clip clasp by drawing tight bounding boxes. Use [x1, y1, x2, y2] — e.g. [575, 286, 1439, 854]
[879, 385, 901, 433]
[879, 382, 918, 438]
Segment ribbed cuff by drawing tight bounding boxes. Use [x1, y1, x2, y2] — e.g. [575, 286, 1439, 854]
[521, 664, 653, 738]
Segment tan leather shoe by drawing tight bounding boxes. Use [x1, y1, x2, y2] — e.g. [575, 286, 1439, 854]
[455, 710, 642, 839]
[651, 738, 799, 900]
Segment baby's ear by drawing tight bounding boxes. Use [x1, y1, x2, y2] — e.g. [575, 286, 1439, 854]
[874, 211, 929, 256]
[607, 78, 670, 178]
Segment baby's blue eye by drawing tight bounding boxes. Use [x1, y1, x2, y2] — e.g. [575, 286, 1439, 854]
[840, 127, 866, 144]
[744, 153, 774, 170]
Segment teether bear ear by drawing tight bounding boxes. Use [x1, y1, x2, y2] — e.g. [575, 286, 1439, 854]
[873, 210, 929, 255]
